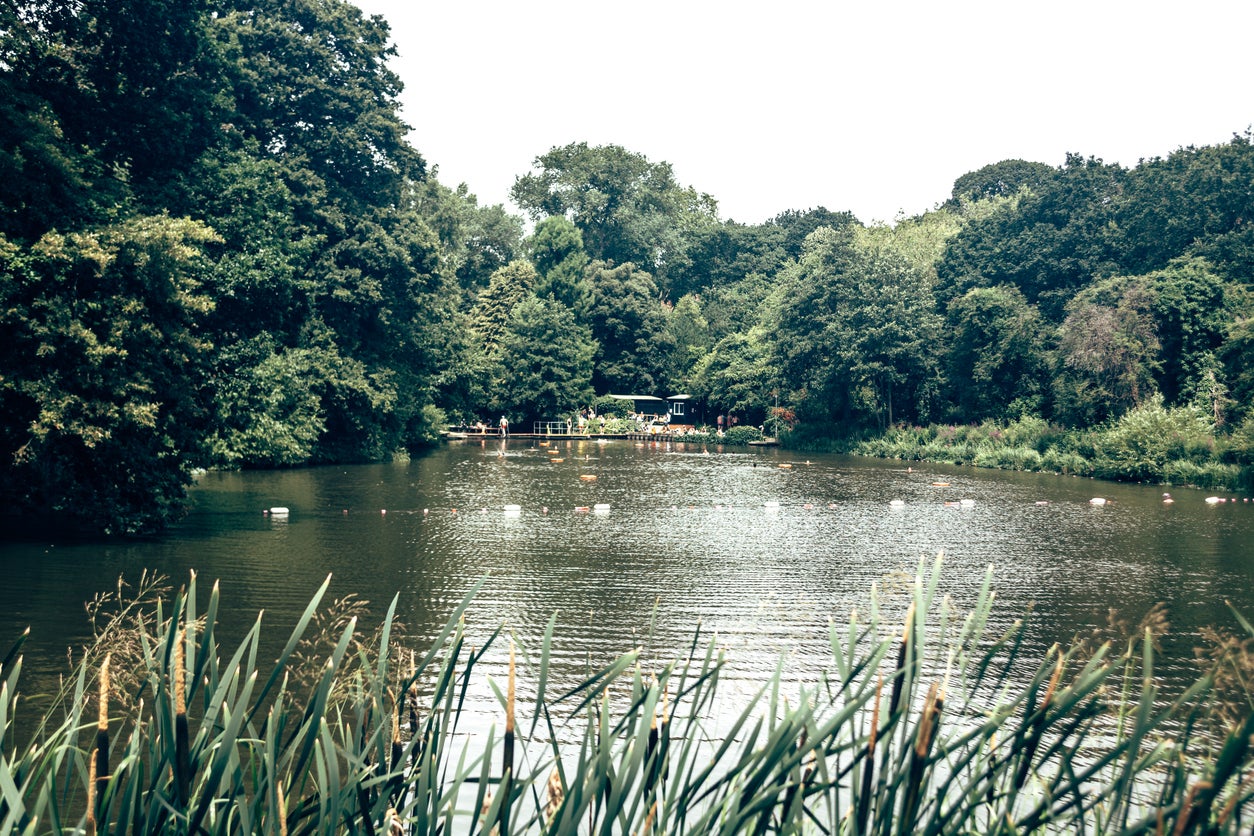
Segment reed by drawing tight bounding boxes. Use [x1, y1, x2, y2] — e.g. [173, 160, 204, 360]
[0, 559, 1250, 834]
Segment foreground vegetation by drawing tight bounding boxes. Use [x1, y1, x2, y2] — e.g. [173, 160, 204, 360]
[2, 560, 1252, 834]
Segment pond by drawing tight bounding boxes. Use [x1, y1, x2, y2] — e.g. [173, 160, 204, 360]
[3, 437, 1252, 720]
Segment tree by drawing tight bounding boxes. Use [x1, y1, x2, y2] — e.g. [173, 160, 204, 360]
[1141, 256, 1245, 406]
[1051, 276, 1161, 426]
[411, 179, 522, 302]
[945, 285, 1049, 421]
[490, 296, 594, 426]
[0, 217, 217, 533]
[662, 293, 710, 390]
[771, 226, 943, 428]
[585, 261, 672, 394]
[948, 159, 1054, 204]
[528, 215, 591, 317]
[937, 155, 1128, 320]
[209, 0, 423, 214]
[1118, 133, 1254, 281]
[470, 260, 538, 361]
[511, 142, 718, 292]
[690, 331, 773, 423]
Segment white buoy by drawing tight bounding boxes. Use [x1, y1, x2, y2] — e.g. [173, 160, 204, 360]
[503, 504, 522, 512]
[1204, 496, 1222, 504]
[269, 506, 290, 516]
[889, 499, 905, 507]
[959, 499, 976, 507]
[763, 501, 781, 509]
[593, 503, 611, 511]
[1089, 498, 1107, 506]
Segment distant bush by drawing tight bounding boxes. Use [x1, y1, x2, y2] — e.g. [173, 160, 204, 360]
[721, 425, 764, 445]
[847, 401, 1250, 490]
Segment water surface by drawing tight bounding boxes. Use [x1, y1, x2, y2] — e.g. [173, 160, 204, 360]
[3, 438, 1251, 713]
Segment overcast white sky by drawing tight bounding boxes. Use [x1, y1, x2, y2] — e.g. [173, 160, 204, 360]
[352, 0, 1252, 226]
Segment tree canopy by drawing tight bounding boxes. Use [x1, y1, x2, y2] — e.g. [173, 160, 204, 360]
[4, 0, 1254, 531]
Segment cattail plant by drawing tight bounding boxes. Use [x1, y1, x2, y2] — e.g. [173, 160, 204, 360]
[0, 558, 1249, 834]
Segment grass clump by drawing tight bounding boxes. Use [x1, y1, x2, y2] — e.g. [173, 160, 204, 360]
[1, 556, 1252, 834]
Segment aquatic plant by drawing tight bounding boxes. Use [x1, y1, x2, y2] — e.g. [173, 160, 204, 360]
[1, 557, 1251, 834]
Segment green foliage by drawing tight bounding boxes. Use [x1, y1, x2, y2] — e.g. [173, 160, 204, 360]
[4, 561, 1253, 834]
[1052, 275, 1162, 426]
[1089, 396, 1220, 482]
[945, 285, 1049, 422]
[593, 395, 633, 419]
[471, 261, 538, 361]
[489, 296, 595, 426]
[948, 158, 1055, 203]
[938, 154, 1128, 320]
[411, 179, 522, 300]
[0, 216, 217, 533]
[528, 215, 591, 316]
[586, 260, 673, 394]
[690, 331, 773, 419]
[720, 424, 764, 444]
[511, 142, 719, 291]
[772, 225, 943, 428]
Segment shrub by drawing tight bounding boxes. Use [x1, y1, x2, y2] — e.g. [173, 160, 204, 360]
[721, 424, 764, 445]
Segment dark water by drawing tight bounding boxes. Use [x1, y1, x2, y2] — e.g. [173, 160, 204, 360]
[3, 438, 1252, 714]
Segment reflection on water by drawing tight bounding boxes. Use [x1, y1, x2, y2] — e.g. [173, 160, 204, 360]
[2, 438, 1252, 715]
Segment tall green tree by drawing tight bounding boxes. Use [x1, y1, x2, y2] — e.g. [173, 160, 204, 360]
[945, 285, 1049, 422]
[528, 215, 591, 317]
[938, 155, 1128, 320]
[470, 260, 538, 366]
[585, 261, 673, 394]
[0, 217, 217, 533]
[771, 226, 943, 428]
[511, 142, 719, 292]
[490, 296, 595, 426]
[411, 179, 522, 302]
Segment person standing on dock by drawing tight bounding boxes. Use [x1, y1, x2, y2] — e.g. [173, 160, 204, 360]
[499, 415, 509, 437]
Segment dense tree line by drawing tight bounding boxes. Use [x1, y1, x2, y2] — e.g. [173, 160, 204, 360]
[2, 0, 1252, 532]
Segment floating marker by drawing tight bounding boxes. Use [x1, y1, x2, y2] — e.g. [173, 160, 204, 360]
[960, 499, 976, 507]
[579, 474, 597, 481]
[593, 503, 611, 511]
[763, 501, 781, 509]
[503, 504, 522, 512]
[1089, 497, 1107, 506]
[269, 506, 290, 516]
[889, 499, 905, 507]
[1204, 496, 1222, 504]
